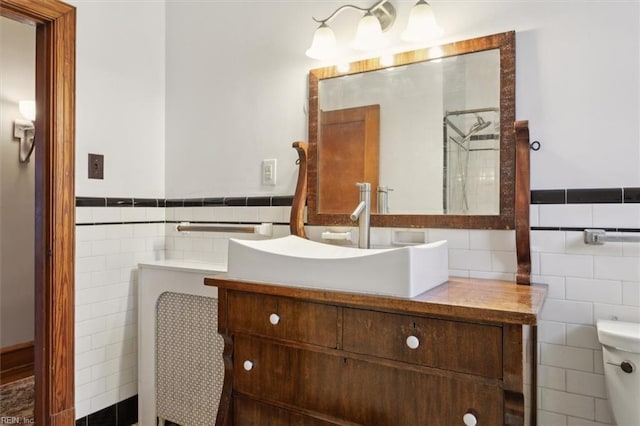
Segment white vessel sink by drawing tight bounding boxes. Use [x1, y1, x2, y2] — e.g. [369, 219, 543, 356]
[226, 235, 448, 298]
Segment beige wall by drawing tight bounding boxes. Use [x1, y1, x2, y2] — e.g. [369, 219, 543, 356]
[0, 16, 35, 347]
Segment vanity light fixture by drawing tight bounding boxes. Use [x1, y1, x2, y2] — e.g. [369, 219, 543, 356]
[306, 0, 396, 60]
[306, 0, 442, 60]
[13, 100, 36, 163]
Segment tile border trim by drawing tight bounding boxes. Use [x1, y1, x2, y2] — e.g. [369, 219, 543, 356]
[76, 195, 294, 208]
[531, 187, 639, 204]
[77, 220, 291, 227]
[77, 188, 639, 209]
[531, 226, 640, 233]
[75, 220, 166, 226]
[75, 221, 640, 233]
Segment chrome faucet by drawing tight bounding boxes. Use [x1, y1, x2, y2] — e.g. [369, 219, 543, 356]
[350, 182, 371, 249]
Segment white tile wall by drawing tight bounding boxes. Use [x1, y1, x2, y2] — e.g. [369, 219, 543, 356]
[622, 281, 640, 306]
[538, 364, 566, 391]
[540, 387, 595, 419]
[531, 202, 640, 424]
[539, 320, 566, 345]
[538, 409, 570, 426]
[539, 253, 594, 279]
[538, 205, 593, 228]
[75, 207, 165, 418]
[429, 228, 470, 248]
[163, 206, 291, 264]
[565, 278, 622, 304]
[593, 204, 640, 229]
[74, 201, 640, 425]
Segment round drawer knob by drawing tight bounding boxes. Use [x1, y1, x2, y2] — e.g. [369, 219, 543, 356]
[406, 335, 420, 349]
[463, 412, 477, 426]
[269, 313, 280, 325]
[243, 360, 254, 371]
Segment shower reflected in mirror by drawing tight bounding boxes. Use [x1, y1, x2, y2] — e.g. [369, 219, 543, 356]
[444, 108, 500, 214]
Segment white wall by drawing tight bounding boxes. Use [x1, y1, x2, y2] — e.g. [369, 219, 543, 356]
[68, 0, 167, 418]
[508, 3, 639, 189]
[165, 0, 313, 198]
[70, 0, 166, 198]
[0, 17, 35, 348]
[165, 1, 639, 195]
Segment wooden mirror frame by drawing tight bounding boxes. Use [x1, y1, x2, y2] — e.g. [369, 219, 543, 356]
[0, 0, 76, 423]
[307, 31, 515, 229]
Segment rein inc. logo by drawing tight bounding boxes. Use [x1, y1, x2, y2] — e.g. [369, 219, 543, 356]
[0, 417, 34, 424]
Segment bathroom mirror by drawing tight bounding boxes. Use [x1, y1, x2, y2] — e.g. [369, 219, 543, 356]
[307, 31, 515, 229]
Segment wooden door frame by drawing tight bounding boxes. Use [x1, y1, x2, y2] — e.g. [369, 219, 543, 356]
[0, 0, 76, 424]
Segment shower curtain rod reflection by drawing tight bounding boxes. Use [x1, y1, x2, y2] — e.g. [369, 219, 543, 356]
[444, 107, 499, 140]
[444, 107, 499, 117]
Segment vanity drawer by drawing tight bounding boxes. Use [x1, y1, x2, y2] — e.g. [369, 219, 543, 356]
[226, 291, 338, 348]
[233, 335, 502, 425]
[233, 335, 344, 411]
[342, 308, 502, 379]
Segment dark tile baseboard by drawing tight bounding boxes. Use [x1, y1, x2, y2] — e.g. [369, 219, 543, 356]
[75, 395, 137, 426]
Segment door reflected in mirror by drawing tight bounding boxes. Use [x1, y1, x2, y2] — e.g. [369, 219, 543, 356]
[308, 31, 515, 229]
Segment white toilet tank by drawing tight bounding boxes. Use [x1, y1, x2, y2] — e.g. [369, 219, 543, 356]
[597, 320, 640, 426]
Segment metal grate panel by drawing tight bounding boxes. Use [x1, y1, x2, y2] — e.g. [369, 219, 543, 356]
[156, 292, 224, 426]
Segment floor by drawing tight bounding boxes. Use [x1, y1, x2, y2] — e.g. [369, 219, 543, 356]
[0, 375, 34, 423]
[0, 364, 33, 386]
[0, 378, 182, 426]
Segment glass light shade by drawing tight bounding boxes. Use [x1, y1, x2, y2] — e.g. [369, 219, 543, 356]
[19, 100, 36, 121]
[352, 12, 386, 51]
[306, 23, 337, 60]
[401, 1, 443, 42]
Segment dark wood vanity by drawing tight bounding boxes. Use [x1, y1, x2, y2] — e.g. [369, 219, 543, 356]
[208, 29, 541, 426]
[207, 276, 546, 426]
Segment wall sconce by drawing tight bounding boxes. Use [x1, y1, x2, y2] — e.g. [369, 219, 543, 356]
[306, 0, 442, 60]
[13, 100, 36, 163]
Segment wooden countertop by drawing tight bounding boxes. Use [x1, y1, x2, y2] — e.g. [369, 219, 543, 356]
[206, 275, 547, 326]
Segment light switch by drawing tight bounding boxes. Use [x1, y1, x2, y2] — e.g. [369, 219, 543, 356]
[262, 159, 277, 185]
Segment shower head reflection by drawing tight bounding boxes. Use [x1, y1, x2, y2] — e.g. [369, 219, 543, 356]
[466, 115, 491, 137]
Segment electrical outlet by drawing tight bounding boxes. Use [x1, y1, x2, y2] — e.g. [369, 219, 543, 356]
[88, 153, 104, 180]
[262, 159, 277, 185]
